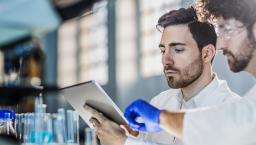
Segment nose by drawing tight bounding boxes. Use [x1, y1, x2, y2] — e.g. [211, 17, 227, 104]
[217, 36, 228, 51]
[162, 48, 174, 66]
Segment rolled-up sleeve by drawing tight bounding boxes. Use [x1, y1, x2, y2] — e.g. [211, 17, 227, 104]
[124, 136, 169, 145]
[124, 137, 143, 145]
[183, 98, 256, 145]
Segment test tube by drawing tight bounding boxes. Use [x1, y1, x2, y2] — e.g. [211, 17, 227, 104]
[52, 113, 65, 144]
[66, 110, 79, 144]
[85, 128, 97, 145]
[15, 114, 22, 140]
[23, 113, 35, 143]
[73, 111, 79, 144]
[58, 108, 67, 142]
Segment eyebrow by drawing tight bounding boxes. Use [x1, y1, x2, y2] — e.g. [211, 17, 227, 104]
[158, 42, 186, 48]
[217, 24, 224, 28]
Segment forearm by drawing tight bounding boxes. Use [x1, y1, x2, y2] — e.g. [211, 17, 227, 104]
[159, 110, 185, 139]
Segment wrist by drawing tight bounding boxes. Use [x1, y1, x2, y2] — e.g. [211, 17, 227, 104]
[159, 110, 168, 127]
[159, 110, 184, 139]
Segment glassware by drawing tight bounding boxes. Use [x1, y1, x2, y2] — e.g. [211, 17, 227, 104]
[52, 113, 65, 144]
[34, 113, 53, 144]
[23, 113, 35, 143]
[84, 128, 97, 145]
[0, 110, 16, 137]
[17, 108, 80, 145]
[15, 113, 23, 140]
[66, 110, 79, 144]
[58, 108, 67, 143]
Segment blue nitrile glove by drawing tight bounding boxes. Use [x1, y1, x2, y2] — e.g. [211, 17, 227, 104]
[124, 99, 162, 132]
[0, 110, 15, 120]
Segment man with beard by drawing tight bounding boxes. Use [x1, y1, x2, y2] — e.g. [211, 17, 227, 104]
[84, 7, 240, 145]
[124, 0, 256, 145]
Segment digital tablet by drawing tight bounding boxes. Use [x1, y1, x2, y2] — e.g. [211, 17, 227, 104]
[60, 80, 127, 128]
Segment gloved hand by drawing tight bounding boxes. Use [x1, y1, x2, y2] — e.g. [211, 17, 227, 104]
[124, 99, 162, 132]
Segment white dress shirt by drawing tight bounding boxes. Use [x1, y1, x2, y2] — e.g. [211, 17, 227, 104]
[183, 83, 256, 145]
[124, 74, 241, 145]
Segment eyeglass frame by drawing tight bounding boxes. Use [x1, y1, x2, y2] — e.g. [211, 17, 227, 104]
[214, 19, 252, 41]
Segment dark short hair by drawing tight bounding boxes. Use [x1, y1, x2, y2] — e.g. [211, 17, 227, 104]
[157, 7, 217, 52]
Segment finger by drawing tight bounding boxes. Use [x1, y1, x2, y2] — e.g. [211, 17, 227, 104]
[124, 124, 139, 136]
[137, 124, 146, 132]
[120, 124, 133, 133]
[124, 110, 141, 128]
[95, 131, 100, 138]
[90, 117, 101, 128]
[124, 100, 151, 132]
[97, 126, 104, 134]
[121, 124, 131, 131]
[98, 134, 103, 144]
[84, 105, 106, 123]
[129, 122, 145, 131]
[97, 130, 104, 139]
[96, 129, 104, 138]
[120, 124, 139, 136]
[84, 105, 101, 116]
[96, 130, 100, 136]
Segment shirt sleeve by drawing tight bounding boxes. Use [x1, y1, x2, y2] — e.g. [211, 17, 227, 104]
[183, 97, 256, 145]
[124, 136, 171, 145]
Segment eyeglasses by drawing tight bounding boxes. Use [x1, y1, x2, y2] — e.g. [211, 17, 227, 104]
[215, 19, 251, 41]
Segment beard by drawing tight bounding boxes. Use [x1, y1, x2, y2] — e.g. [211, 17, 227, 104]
[164, 57, 203, 89]
[223, 49, 253, 72]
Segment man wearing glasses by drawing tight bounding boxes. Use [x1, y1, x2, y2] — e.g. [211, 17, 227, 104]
[124, 0, 256, 145]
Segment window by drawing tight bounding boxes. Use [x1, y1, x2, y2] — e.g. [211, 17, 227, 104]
[140, 0, 181, 77]
[58, 20, 78, 87]
[58, 1, 108, 87]
[79, 1, 108, 85]
[116, 0, 184, 82]
[116, 0, 138, 84]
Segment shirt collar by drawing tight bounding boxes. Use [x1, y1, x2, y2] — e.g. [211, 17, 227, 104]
[244, 83, 256, 98]
[176, 73, 220, 107]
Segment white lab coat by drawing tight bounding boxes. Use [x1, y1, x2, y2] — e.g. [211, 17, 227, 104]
[124, 74, 240, 145]
[183, 84, 256, 145]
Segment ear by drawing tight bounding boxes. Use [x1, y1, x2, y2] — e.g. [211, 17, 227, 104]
[252, 22, 256, 42]
[201, 44, 216, 63]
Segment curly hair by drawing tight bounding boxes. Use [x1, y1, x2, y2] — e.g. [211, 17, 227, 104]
[195, 0, 256, 47]
[195, 0, 256, 25]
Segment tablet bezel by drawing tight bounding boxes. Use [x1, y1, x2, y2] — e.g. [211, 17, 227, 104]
[60, 80, 128, 128]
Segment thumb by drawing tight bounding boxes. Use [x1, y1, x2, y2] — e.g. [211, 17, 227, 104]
[121, 124, 139, 136]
